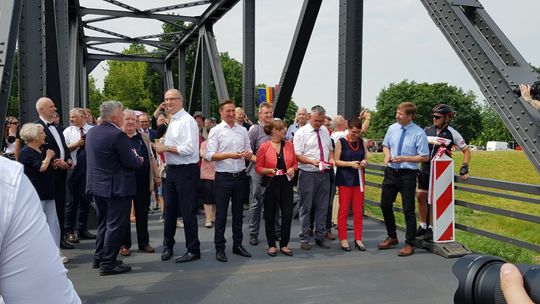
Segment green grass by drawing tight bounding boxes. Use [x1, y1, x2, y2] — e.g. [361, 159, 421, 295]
[364, 151, 540, 263]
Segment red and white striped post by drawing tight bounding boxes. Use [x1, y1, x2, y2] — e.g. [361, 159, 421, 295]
[428, 148, 455, 243]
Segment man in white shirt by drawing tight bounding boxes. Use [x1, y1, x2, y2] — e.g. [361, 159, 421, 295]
[155, 89, 201, 263]
[0, 157, 81, 303]
[63, 108, 95, 243]
[205, 100, 253, 262]
[294, 105, 335, 250]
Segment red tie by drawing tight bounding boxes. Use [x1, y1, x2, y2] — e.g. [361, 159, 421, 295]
[79, 127, 85, 138]
[315, 129, 324, 161]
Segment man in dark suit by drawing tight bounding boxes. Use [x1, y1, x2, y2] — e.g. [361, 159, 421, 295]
[35, 97, 73, 250]
[86, 101, 143, 276]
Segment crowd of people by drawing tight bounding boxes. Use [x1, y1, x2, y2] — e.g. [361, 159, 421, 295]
[2, 90, 479, 276]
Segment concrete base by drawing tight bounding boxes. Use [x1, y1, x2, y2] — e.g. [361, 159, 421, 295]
[416, 238, 472, 258]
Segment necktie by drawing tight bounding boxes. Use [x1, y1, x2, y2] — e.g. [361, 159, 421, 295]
[397, 127, 406, 156]
[79, 127, 85, 138]
[47, 122, 55, 127]
[315, 129, 324, 161]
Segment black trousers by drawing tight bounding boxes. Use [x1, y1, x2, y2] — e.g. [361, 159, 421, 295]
[380, 167, 418, 246]
[214, 171, 249, 250]
[263, 175, 293, 248]
[122, 188, 151, 249]
[65, 178, 91, 234]
[94, 196, 131, 269]
[163, 164, 200, 254]
[54, 170, 67, 238]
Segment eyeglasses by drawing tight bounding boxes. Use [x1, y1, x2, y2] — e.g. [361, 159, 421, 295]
[164, 97, 181, 101]
[8, 121, 18, 125]
[432, 115, 444, 120]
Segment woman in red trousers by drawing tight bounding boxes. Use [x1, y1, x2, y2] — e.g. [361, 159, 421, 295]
[334, 117, 367, 251]
[256, 119, 297, 257]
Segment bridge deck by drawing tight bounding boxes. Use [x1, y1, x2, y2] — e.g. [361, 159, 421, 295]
[66, 212, 457, 304]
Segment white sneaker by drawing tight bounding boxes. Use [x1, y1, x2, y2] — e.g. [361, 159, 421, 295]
[177, 219, 184, 228]
[159, 216, 164, 223]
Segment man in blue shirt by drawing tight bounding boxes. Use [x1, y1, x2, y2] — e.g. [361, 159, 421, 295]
[377, 102, 429, 257]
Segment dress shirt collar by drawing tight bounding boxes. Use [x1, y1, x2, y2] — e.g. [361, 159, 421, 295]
[105, 121, 121, 130]
[171, 108, 186, 120]
[39, 116, 53, 125]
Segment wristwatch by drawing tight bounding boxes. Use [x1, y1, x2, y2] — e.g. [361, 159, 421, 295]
[166, 146, 171, 152]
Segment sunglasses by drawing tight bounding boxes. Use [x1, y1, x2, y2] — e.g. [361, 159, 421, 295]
[432, 115, 444, 120]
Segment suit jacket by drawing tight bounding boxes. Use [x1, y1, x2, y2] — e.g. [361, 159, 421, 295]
[35, 118, 71, 163]
[256, 140, 298, 177]
[85, 122, 142, 198]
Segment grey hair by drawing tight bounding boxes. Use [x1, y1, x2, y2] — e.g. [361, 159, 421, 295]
[100, 101, 123, 121]
[297, 107, 307, 114]
[310, 105, 326, 116]
[69, 107, 85, 117]
[19, 123, 44, 143]
[123, 109, 136, 117]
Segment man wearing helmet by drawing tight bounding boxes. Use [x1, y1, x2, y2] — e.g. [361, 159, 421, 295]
[416, 104, 471, 240]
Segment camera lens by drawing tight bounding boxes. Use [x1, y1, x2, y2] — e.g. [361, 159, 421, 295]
[453, 254, 539, 304]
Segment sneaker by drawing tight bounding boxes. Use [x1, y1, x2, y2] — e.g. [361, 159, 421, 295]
[205, 222, 213, 228]
[159, 216, 165, 223]
[60, 254, 70, 264]
[416, 226, 427, 237]
[300, 242, 311, 250]
[177, 219, 184, 228]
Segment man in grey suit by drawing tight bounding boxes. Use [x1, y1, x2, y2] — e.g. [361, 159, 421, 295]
[86, 101, 143, 276]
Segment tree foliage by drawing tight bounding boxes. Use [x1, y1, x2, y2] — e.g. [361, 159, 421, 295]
[367, 80, 482, 142]
[88, 76, 105, 118]
[470, 104, 513, 146]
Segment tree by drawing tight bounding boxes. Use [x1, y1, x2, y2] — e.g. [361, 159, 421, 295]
[7, 51, 19, 118]
[88, 75, 105, 118]
[367, 80, 482, 141]
[470, 104, 513, 146]
[103, 44, 153, 113]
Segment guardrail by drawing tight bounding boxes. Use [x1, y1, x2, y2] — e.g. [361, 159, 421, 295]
[363, 164, 540, 253]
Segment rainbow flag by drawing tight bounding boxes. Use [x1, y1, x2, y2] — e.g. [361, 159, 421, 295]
[266, 86, 273, 104]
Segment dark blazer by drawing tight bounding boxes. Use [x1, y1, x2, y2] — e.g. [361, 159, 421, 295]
[35, 118, 71, 163]
[85, 122, 142, 198]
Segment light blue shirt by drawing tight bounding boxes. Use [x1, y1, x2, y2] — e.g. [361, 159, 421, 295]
[383, 122, 429, 170]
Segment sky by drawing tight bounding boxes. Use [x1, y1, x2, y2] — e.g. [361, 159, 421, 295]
[85, 0, 540, 117]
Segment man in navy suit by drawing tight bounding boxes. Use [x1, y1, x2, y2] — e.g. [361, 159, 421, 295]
[35, 97, 73, 250]
[86, 101, 143, 276]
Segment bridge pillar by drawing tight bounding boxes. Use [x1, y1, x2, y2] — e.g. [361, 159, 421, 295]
[242, 0, 255, 120]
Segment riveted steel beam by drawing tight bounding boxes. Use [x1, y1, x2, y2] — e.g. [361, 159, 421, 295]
[242, 0, 255, 119]
[80, 7, 199, 24]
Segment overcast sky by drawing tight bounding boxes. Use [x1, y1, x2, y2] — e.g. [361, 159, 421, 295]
[86, 0, 540, 117]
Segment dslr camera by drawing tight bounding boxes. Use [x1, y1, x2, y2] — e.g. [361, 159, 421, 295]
[514, 80, 540, 100]
[453, 254, 539, 304]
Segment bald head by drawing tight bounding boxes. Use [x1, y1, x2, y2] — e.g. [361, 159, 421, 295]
[36, 97, 57, 121]
[333, 115, 347, 132]
[164, 89, 184, 115]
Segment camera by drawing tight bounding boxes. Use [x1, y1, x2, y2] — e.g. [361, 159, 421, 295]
[514, 80, 540, 100]
[453, 254, 539, 304]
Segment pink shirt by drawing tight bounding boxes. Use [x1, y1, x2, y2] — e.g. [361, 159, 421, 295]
[200, 141, 215, 180]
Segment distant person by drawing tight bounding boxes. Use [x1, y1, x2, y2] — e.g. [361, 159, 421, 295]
[63, 108, 95, 244]
[416, 104, 471, 241]
[235, 107, 252, 131]
[137, 113, 156, 142]
[193, 111, 208, 140]
[2, 116, 19, 160]
[35, 97, 73, 250]
[119, 110, 160, 256]
[324, 116, 333, 134]
[256, 119, 297, 257]
[199, 130, 216, 228]
[154, 89, 201, 264]
[377, 102, 428, 257]
[294, 105, 334, 250]
[285, 107, 308, 140]
[0, 156, 81, 303]
[247, 102, 273, 246]
[205, 100, 253, 262]
[334, 118, 367, 252]
[86, 101, 143, 275]
[84, 108, 96, 126]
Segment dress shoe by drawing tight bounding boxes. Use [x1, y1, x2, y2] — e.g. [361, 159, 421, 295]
[139, 244, 155, 253]
[65, 233, 79, 243]
[60, 238, 74, 249]
[232, 246, 252, 257]
[280, 248, 294, 256]
[92, 259, 123, 269]
[423, 228, 433, 242]
[267, 248, 277, 257]
[77, 231, 96, 240]
[341, 245, 351, 252]
[398, 244, 415, 257]
[315, 239, 331, 249]
[249, 237, 259, 246]
[175, 252, 201, 263]
[416, 225, 427, 237]
[326, 231, 336, 241]
[161, 248, 173, 261]
[119, 246, 131, 256]
[99, 264, 132, 276]
[355, 241, 366, 251]
[216, 250, 228, 262]
[306, 229, 314, 237]
[377, 237, 398, 249]
[300, 242, 311, 250]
